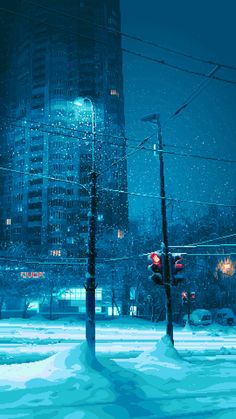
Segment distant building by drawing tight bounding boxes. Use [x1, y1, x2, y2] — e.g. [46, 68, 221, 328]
[1, 0, 128, 260]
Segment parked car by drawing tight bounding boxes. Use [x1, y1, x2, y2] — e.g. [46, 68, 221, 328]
[215, 308, 235, 326]
[183, 309, 212, 326]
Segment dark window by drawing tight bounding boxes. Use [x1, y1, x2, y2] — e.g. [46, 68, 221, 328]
[29, 178, 43, 186]
[28, 202, 42, 210]
[28, 215, 42, 222]
[28, 190, 42, 198]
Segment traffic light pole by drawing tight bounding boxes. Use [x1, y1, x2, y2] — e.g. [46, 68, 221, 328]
[141, 113, 174, 344]
[156, 118, 174, 344]
[187, 292, 191, 324]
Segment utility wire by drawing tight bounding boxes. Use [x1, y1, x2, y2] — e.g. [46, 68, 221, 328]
[1, 6, 236, 85]
[25, 0, 236, 72]
[2, 251, 235, 266]
[165, 65, 221, 124]
[188, 232, 236, 247]
[141, 147, 236, 164]
[0, 117, 123, 145]
[0, 166, 90, 193]
[0, 163, 234, 208]
[2, 115, 125, 142]
[183, 253, 236, 257]
[1, 118, 235, 165]
[169, 244, 236, 248]
[99, 186, 236, 208]
[96, 134, 155, 177]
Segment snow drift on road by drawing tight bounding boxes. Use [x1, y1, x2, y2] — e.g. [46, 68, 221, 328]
[0, 321, 236, 418]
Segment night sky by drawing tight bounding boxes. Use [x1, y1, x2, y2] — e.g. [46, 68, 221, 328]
[120, 0, 236, 223]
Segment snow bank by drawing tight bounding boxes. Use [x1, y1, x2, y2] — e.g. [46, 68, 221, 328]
[0, 343, 101, 390]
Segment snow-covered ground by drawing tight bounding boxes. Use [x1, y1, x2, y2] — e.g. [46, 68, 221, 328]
[0, 317, 236, 418]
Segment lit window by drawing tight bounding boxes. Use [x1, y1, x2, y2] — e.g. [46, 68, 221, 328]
[60, 288, 86, 301]
[60, 287, 102, 301]
[130, 287, 136, 301]
[28, 301, 39, 312]
[117, 229, 124, 239]
[95, 288, 102, 301]
[79, 306, 86, 313]
[97, 214, 103, 222]
[130, 306, 137, 316]
[5, 219, 12, 225]
[95, 307, 102, 313]
[50, 249, 61, 256]
[110, 89, 119, 97]
[108, 306, 120, 316]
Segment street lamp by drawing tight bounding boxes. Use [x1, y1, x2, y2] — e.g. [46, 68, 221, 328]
[141, 113, 174, 344]
[217, 257, 235, 277]
[74, 97, 97, 360]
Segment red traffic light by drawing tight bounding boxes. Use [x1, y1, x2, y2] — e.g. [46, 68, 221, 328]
[149, 252, 161, 266]
[173, 255, 183, 271]
[190, 292, 196, 299]
[182, 291, 188, 300]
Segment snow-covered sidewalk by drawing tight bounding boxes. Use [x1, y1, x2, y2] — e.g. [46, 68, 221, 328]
[0, 332, 236, 418]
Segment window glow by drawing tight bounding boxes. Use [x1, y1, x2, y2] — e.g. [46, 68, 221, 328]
[110, 89, 119, 97]
[117, 229, 124, 239]
[28, 301, 39, 311]
[108, 306, 120, 316]
[95, 307, 102, 313]
[50, 249, 61, 256]
[5, 218, 12, 225]
[130, 305, 137, 316]
[130, 287, 136, 301]
[60, 287, 102, 301]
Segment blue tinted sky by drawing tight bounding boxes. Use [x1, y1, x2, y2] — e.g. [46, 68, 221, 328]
[120, 0, 236, 223]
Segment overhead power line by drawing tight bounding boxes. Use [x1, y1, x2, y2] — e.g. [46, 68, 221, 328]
[166, 65, 221, 123]
[141, 147, 236, 164]
[0, 163, 234, 209]
[25, 0, 236, 73]
[187, 232, 236, 247]
[97, 134, 155, 178]
[1, 6, 236, 85]
[100, 187, 236, 208]
[169, 244, 236, 248]
[1, 117, 235, 165]
[0, 165, 90, 193]
[183, 253, 236, 257]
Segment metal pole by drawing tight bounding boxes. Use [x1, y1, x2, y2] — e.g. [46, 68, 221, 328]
[156, 118, 174, 344]
[85, 99, 97, 359]
[187, 292, 191, 324]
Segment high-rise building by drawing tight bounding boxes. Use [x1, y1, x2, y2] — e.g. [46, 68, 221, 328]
[1, 0, 128, 261]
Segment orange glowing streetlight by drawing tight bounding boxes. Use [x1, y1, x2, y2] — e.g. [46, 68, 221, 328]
[216, 257, 235, 277]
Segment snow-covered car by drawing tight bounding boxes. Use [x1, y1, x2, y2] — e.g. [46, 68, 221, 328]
[183, 309, 212, 326]
[215, 308, 235, 326]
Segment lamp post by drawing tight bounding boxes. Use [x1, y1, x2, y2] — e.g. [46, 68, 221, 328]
[141, 113, 174, 344]
[74, 97, 97, 359]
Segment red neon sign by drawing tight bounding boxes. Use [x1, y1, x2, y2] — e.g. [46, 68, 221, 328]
[20, 272, 45, 279]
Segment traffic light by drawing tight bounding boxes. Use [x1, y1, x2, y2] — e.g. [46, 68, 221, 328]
[190, 291, 196, 302]
[182, 291, 188, 303]
[171, 253, 184, 286]
[148, 252, 163, 286]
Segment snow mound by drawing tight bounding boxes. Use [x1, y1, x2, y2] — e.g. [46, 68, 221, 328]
[52, 343, 85, 371]
[0, 343, 99, 390]
[149, 335, 182, 362]
[133, 335, 188, 376]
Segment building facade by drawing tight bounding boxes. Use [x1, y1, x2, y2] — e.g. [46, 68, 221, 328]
[1, 0, 128, 259]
